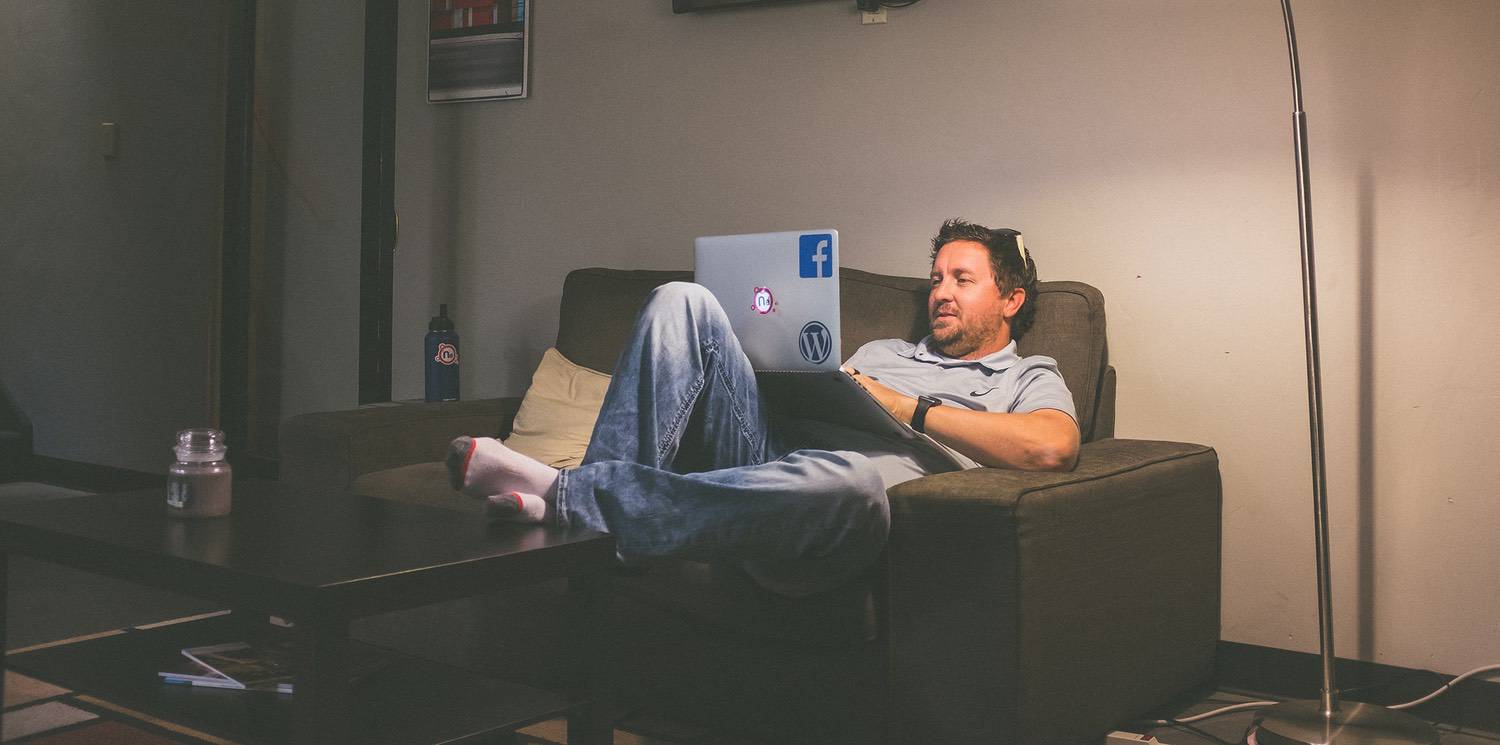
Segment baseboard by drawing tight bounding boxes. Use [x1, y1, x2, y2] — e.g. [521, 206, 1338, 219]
[1216, 640, 1500, 732]
[28, 456, 165, 493]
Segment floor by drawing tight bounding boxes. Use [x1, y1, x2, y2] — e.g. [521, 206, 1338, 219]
[510, 687, 1500, 745]
[1138, 689, 1499, 745]
[2, 480, 1496, 745]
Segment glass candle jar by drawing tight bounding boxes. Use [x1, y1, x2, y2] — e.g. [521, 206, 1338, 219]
[167, 428, 232, 517]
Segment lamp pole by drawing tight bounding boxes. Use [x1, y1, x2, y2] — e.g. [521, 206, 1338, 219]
[1246, 4, 1439, 742]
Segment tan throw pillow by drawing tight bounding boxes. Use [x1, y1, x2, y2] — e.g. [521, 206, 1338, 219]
[503, 347, 612, 469]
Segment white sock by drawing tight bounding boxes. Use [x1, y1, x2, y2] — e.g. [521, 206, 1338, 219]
[446, 436, 559, 500]
[484, 491, 553, 524]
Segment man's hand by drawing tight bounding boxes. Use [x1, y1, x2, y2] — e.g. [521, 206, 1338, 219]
[842, 366, 915, 423]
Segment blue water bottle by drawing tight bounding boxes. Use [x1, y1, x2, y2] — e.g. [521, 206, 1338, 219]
[425, 304, 460, 402]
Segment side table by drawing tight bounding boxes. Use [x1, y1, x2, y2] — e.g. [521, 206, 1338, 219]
[0, 480, 617, 745]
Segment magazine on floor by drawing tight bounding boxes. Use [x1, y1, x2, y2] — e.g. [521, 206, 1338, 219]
[180, 641, 296, 691]
[157, 644, 293, 694]
[158, 634, 389, 694]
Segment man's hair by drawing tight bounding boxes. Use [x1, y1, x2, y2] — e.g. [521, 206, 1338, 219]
[929, 218, 1039, 340]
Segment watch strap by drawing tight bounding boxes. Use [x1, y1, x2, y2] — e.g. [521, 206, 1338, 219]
[911, 395, 941, 433]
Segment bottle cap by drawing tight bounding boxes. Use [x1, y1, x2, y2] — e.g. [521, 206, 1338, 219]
[174, 428, 227, 462]
[429, 303, 455, 332]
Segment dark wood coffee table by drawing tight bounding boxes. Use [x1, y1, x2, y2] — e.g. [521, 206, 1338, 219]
[0, 480, 617, 745]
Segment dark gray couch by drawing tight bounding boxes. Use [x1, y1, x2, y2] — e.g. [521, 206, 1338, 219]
[280, 267, 1222, 744]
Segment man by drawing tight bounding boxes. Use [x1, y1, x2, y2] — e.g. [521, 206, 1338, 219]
[447, 219, 1078, 596]
[842, 220, 1079, 473]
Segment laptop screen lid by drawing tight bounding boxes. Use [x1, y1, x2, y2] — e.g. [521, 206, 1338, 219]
[693, 229, 841, 372]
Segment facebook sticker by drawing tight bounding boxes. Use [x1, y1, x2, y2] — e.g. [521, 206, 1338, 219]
[798, 233, 834, 278]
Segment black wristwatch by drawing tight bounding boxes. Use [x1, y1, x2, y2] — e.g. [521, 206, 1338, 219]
[911, 395, 942, 433]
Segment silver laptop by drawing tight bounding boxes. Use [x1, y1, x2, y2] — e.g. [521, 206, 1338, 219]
[692, 228, 964, 470]
[693, 229, 842, 372]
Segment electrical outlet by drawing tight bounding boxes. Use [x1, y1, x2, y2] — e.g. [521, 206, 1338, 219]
[861, 7, 887, 24]
[100, 122, 118, 158]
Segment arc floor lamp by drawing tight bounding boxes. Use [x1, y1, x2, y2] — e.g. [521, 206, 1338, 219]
[1245, 3, 1439, 744]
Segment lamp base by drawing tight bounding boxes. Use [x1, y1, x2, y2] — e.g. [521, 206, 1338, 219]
[1247, 700, 1439, 745]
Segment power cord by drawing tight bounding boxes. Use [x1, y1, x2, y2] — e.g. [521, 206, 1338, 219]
[1388, 662, 1500, 710]
[1136, 662, 1500, 727]
[1144, 699, 1276, 726]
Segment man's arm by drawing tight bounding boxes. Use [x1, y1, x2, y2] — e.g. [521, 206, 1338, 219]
[921, 405, 1078, 471]
[845, 369, 1080, 471]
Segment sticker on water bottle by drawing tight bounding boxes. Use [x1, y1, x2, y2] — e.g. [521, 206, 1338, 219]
[434, 342, 459, 366]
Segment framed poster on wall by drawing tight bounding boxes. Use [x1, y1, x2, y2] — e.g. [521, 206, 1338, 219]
[427, 0, 529, 102]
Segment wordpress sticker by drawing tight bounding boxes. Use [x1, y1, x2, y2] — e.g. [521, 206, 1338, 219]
[799, 321, 833, 364]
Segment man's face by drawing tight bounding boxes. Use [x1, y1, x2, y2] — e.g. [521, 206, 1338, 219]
[928, 240, 1021, 360]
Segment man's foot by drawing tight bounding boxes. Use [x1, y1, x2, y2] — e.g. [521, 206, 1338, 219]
[446, 436, 560, 500]
[484, 491, 553, 524]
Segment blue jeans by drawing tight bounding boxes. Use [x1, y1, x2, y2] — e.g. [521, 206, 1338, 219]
[555, 282, 891, 596]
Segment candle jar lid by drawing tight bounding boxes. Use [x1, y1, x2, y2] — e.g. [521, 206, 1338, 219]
[174, 428, 227, 463]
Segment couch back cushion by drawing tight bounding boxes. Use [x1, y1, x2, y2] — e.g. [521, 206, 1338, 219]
[556, 267, 1108, 441]
[557, 269, 692, 374]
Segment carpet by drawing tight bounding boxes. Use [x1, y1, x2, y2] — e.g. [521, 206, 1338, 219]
[2, 622, 764, 745]
[3, 668, 213, 744]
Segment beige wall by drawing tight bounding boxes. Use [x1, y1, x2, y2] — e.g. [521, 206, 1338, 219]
[0, 1, 227, 472]
[384, 0, 1499, 674]
[256, 0, 365, 426]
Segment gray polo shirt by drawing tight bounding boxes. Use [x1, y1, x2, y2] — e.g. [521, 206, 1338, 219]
[846, 337, 1076, 420]
[789, 336, 1076, 488]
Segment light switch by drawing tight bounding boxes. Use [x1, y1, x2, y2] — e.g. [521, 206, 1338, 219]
[100, 122, 118, 158]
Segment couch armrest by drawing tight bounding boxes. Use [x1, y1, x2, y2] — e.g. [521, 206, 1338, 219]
[278, 398, 523, 496]
[883, 438, 1222, 745]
